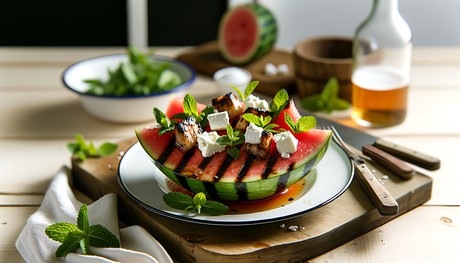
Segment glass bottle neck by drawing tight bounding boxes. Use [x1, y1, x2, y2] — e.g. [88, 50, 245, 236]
[373, 0, 399, 16]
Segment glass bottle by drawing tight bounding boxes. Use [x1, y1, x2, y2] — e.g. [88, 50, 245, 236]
[351, 0, 412, 128]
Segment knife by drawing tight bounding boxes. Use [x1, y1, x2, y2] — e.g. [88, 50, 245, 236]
[311, 112, 441, 171]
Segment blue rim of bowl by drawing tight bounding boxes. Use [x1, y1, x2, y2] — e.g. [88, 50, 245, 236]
[62, 53, 196, 99]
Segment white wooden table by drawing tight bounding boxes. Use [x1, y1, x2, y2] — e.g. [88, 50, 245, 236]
[0, 46, 459, 262]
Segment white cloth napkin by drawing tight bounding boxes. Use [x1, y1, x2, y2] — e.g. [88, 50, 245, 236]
[16, 166, 173, 263]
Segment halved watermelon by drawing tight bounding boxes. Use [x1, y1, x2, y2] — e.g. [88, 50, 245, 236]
[218, 4, 278, 65]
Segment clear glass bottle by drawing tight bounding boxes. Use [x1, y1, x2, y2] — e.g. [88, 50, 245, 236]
[351, 0, 412, 128]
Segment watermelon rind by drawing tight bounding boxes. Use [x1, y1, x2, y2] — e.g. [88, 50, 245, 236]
[136, 128, 332, 201]
[218, 3, 278, 65]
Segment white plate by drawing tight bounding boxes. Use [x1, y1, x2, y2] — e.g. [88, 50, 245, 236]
[118, 142, 354, 226]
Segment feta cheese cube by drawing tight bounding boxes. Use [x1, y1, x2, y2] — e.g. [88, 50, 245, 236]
[207, 111, 229, 131]
[265, 63, 278, 76]
[244, 94, 270, 110]
[277, 63, 289, 75]
[245, 123, 263, 144]
[273, 131, 299, 158]
[197, 131, 226, 158]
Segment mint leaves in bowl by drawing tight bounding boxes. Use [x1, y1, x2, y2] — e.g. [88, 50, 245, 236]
[62, 47, 196, 123]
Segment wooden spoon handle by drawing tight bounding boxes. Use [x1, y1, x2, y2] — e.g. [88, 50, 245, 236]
[362, 145, 415, 180]
[354, 162, 399, 216]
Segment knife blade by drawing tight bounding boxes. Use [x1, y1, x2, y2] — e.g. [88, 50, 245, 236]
[310, 112, 441, 171]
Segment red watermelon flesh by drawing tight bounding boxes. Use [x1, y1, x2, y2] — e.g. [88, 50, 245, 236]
[272, 99, 303, 132]
[221, 8, 258, 60]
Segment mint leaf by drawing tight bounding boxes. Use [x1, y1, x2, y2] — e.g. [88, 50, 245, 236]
[215, 135, 232, 146]
[242, 113, 264, 127]
[88, 225, 120, 248]
[284, 112, 297, 133]
[153, 107, 171, 128]
[55, 231, 86, 257]
[198, 105, 215, 127]
[270, 89, 289, 118]
[244, 81, 259, 100]
[230, 85, 244, 101]
[193, 193, 207, 214]
[227, 147, 240, 159]
[331, 97, 350, 110]
[170, 112, 189, 121]
[80, 237, 90, 255]
[201, 201, 229, 216]
[163, 192, 194, 210]
[226, 124, 234, 140]
[98, 142, 118, 156]
[301, 94, 323, 112]
[284, 113, 316, 134]
[321, 77, 339, 102]
[77, 204, 89, 233]
[66, 143, 80, 155]
[45, 222, 80, 243]
[68, 134, 118, 160]
[300, 77, 350, 113]
[296, 116, 316, 133]
[183, 94, 198, 118]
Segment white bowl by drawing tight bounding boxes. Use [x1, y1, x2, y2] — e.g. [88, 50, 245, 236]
[213, 67, 252, 94]
[62, 54, 196, 123]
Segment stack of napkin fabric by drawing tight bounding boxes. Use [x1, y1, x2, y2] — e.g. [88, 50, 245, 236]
[16, 166, 173, 263]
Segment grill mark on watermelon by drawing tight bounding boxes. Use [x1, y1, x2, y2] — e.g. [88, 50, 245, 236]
[235, 182, 248, 201]
[203, 181, 219, 200]
[198, 156, 213, 170]
[157, 139, 176, 165]
[237, 154, 256, 182]
[174, 148, 196, 174]
[176, 175, 191, 193]
[276, 172, 291, 193]
[262, 151, 280, 179]
[214, 154, 235, 182]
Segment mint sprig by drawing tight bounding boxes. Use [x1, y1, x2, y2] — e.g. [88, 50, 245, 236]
[284, 112, 316, 134]
[242, 113, 279, 133]
[231, 80, 260, 101]
[67, 134, 118, 161]
[153, 107, 177, 136]
[216, 124, 245, 159]
[301, 77, 350, 113]
[163, 192, 228, 216]
[45, 204, 120, 258]
[171, 94, 215, 128]
[269, 89, 289, 118]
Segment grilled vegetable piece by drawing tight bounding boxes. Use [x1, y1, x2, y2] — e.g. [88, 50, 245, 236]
[211, 92, 244, 119]
[243, 130, 273, 159]
[235, 107, 272, 130]
[174, 116, 201, 151]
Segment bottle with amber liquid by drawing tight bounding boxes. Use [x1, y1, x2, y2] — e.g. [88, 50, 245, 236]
[351, 0, 412, 128]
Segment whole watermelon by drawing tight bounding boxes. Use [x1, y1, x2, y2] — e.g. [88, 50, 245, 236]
[218, 4, 278, 65]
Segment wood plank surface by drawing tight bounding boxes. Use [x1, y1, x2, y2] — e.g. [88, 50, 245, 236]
[71, 136, 432, 262]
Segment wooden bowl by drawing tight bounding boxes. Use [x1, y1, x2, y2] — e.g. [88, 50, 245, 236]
[293, 36, 353, 102]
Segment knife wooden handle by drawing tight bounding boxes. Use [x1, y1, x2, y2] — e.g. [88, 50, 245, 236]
[354, 162, 399, 216]
[374, 139, 441, 170]
[362, 145, 415, 180]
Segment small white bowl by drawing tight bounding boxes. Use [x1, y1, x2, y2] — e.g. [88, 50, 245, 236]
[213, 67, 252, 95]
[62, 54, 196, 123]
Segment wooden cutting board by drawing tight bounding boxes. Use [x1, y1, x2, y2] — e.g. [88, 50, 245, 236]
[71, 137, 432, 263]
[176, 41, 296, 97]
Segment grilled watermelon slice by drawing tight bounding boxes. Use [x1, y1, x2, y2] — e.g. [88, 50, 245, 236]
[218, 3, 278, 65]
[135, 126, 331, 201]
